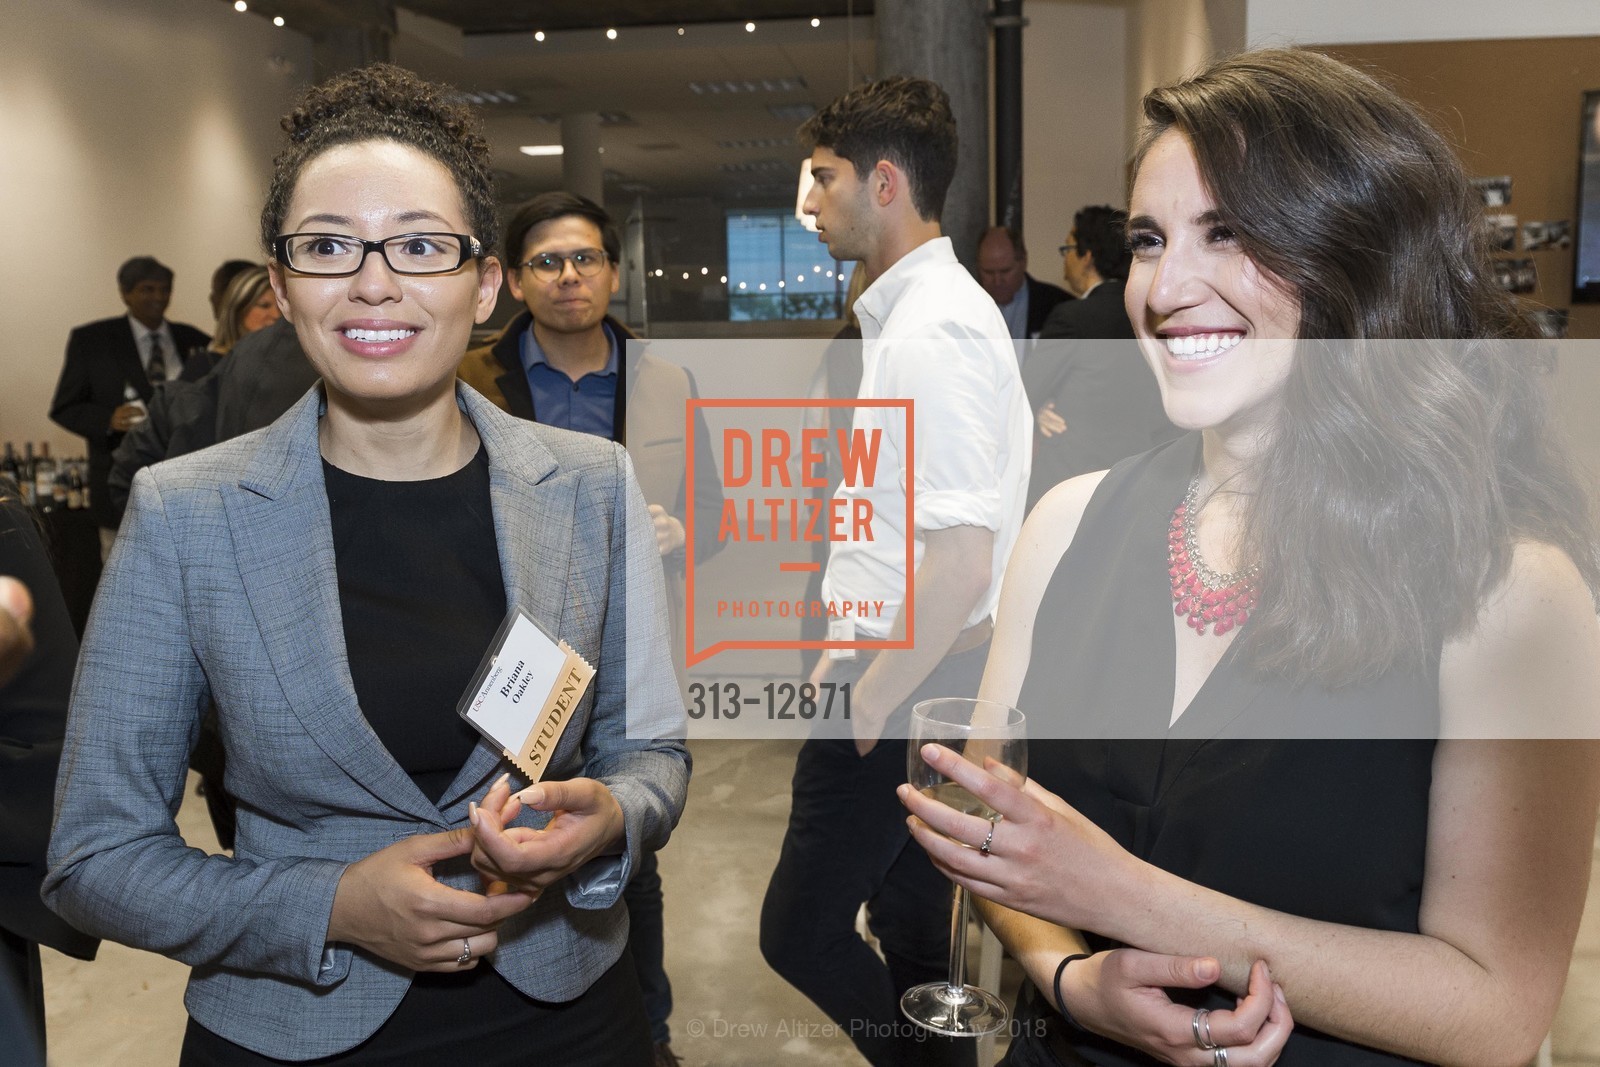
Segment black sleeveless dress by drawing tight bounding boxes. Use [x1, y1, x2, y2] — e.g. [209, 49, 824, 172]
[1010, 434, 1438, 1067]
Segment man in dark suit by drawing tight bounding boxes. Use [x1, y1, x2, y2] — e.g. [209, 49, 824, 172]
[975, 225, 1071, 340]
[49, 256, 208, 553]
[1023, 205, 1179, 507]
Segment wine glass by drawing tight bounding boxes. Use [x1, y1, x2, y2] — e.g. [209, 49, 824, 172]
[900, 697, 1027, 1037]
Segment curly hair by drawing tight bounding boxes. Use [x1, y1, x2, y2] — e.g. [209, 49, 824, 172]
[260, 63, 499, 262]
[799, 76, 957, 223]
[1133, 48, 1599, 684]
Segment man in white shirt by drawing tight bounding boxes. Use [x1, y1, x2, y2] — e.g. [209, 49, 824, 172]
[759, 76, 1030, 1067]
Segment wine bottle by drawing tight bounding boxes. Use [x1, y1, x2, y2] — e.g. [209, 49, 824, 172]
[33, 443, 57, 511]
[66, 461, 84, 510]
[18, 443, 35, 507]
[0, 442, 18, 494]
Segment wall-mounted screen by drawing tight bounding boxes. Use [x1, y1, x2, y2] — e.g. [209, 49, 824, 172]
[1575, 90, 1600, 303]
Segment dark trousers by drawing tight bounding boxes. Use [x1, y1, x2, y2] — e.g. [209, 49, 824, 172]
[180, 949, 653, 1066]
[624, 848, 672, 1044]
[0, 930, 45, 1065]
[761, 644, 987, 1067]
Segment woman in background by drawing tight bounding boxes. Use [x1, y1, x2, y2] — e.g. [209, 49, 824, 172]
[904, 48, 1600, 1067]
[180, 265, 280, 381]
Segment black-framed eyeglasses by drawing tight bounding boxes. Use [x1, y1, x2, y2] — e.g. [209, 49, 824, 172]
[272, 232, 483, 276]
[1058, 243, 1082, 256]
[518, 249, 609, 283]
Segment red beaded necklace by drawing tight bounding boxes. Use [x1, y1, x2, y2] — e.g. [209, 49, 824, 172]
[1168, 477, 1258, 637]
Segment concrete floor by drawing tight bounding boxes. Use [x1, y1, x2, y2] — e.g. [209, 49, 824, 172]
[37, 744, 1600, 1066]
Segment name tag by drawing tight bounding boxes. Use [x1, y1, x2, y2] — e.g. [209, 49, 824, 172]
[457, 608, 595, 783]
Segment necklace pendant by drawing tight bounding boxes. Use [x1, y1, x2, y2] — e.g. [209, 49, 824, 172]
[1168, 477, 1258, 639]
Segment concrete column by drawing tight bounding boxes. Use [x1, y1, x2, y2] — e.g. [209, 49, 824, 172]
[876, 0, 990, 272]
[561, 113, 604, 205]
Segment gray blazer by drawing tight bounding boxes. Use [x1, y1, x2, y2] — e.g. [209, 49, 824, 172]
[44, 384, 689, 1061]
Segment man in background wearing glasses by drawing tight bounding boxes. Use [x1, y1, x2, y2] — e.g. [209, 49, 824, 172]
[1022, 204, 1178, 508]
[457, 191, 720, 1067]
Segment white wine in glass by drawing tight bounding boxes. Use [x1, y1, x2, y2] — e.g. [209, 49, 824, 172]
[901, 697, 1027, 1037]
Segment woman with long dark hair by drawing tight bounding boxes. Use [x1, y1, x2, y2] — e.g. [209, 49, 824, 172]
[902, 48, 1600, 1067]
[46, 65, 685, 1065]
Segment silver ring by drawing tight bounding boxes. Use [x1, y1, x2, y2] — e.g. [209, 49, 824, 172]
[456, 938, 472, 965]
[1214, 1047, 1229, 1067]
[1193, 1008, 1217, 1050]
[979, 821, 996, 855]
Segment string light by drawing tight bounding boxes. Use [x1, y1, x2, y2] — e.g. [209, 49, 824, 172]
[778, 281, 785, 288]
[273, 15, 284, 26]
[677, 27, 685, 36]
[797, 274, 805, 282]
[738, 282, 747, 289]
[534, 30, 545, 42]
[758, 283, 767, 290]
[606, 28, 618, 40]
[233, 0, 247, 11]
[811, 18, 821, 28]
[682, 272, 690, 280]
[701, 267, 708, 275]
[654, 268, 663, 277]
[745, 22, 756, 32]
[721, 275, 728, 284]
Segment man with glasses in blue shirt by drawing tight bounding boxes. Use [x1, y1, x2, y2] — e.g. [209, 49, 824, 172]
[458, 191, 719, 1067]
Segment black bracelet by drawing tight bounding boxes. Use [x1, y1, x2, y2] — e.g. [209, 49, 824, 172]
[1052, 953, 1092, 1029]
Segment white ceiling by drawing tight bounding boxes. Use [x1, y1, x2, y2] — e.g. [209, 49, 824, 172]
[389, 10, 878, 203]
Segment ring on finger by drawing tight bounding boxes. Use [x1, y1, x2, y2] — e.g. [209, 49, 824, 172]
[456, 938, 472, 965]
[1192, 1008, 1218, 1050]
[1213, 1047, 1229, 1067]
[979, 821, 997, 855]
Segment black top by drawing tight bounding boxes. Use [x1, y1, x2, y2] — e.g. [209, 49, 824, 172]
[1015, 435, 1437, 1067]
[183, 450, 616, 1065]
[323, 448, 505, 803]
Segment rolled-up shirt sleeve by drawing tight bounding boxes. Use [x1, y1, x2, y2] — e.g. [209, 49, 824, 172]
[880, 327, 1014, 533]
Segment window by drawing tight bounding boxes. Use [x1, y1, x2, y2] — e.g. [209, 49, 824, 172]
[726, 210, 853, 320]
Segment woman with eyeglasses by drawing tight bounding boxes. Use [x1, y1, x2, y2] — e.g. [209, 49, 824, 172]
[901, 49, 1600, 1067]
[45, 64, 686, 1065]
